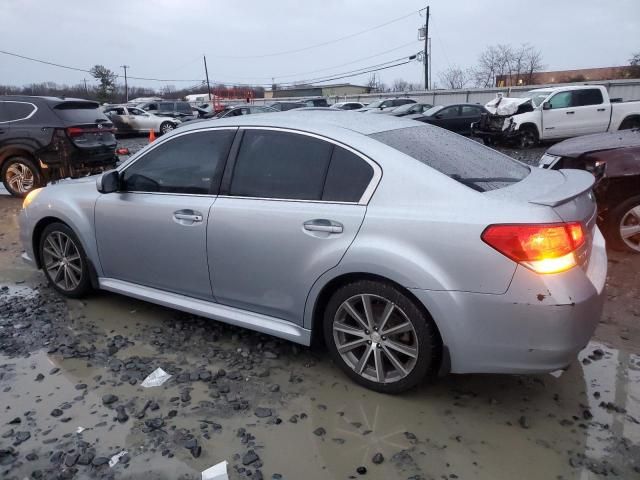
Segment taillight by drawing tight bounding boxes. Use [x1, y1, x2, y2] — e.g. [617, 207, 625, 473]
[481, 222, 586, 274]
[66, 127, 84, 137]
[66, 126, 115, 137]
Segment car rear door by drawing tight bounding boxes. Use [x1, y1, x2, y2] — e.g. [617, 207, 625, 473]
[95, 128, 236, 299]
[207, 128, 378, 325]
[571, 88, 611, 135]
[0, 101, 14, 145]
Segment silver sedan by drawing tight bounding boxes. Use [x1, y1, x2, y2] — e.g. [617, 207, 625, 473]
[103, 105, 180, 135]
[18, 112, 606, 393]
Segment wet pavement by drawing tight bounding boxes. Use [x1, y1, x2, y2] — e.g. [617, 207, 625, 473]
[0, 137, 639, 479]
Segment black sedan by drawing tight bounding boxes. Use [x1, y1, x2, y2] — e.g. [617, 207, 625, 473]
[408, 104, 488, 135]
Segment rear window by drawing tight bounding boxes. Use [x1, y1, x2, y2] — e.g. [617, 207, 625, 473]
[370, 126, 529, 191]
[176, 103, 192, 113]
[52, 102, 107, 123]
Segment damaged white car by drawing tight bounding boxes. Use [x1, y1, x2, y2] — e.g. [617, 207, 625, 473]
[472, 85, 640, 148]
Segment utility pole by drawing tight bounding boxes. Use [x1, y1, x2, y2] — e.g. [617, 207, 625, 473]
[424, 6, 430, 91]
[120, 65, 129, 102]
[203, 56, 212, 101]
[83, 78, 87, 94]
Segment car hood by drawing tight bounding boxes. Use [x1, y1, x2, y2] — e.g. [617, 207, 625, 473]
[485, 96, 532, 116]
[547, 129, 640, 158]
[404, 113, 426, 120]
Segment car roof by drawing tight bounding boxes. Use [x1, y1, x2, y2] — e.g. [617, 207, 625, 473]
[176, 110, 414, 135]
[529, 85, 603, 93]
[0, 95, 98, 106]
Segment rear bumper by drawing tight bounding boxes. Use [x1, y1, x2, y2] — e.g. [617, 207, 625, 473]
[411, 227, 607, 374]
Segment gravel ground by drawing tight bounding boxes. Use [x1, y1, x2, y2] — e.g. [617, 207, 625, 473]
[0, 135, 638, 479]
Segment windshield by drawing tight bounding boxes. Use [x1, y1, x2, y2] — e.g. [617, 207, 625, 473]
[392, 103, 415, 113]
[525, 91, 551, 107]
[367, 100, 384, 108]
[422, 105, 443, 117]
[370, 125, 529, 191]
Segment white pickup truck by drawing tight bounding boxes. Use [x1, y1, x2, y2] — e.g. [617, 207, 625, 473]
[472, 85, 640, 148]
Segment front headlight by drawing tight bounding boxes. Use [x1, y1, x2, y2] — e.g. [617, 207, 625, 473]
[22, 188, 42, 209]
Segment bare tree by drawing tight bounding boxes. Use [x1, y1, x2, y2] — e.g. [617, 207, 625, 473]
[523, 46, 545, 85]
[629, 52, 640, 77]
[391, 78, 410, 92]
[438, 65, 471, 89]
[473, 44, 544, 87]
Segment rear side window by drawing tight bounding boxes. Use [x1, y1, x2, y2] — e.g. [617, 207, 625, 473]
[437, 106, 459, 118]
[122, 130, 235, 194]
[230, 130, 333, 200]
[323, 147, 374, 202]
[52, 102, 106, 124]
[573, 89, 603, 107]
[0, 101, 36, 122]
[461, 106, 482, 115]
[370, 125, 529, 192]
[176, 103, 192, 113]
[158, 103, 174, 112]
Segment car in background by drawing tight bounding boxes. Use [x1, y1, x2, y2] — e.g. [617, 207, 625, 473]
[386, 103, 433, 117]
[20, 111, 606, 393]
[357, 98, 416, 113]
[265, 101, 306, 111]
[300, 97, 329, 108]
[136, 100, 196, 121]
[411, 104, 488, 135]
[539, 128, 640, 253]
[103, 105, 180, 135]
[331, 102, 365, 110]
[213, 105, 277, 119]
[1, 95, 117, 197]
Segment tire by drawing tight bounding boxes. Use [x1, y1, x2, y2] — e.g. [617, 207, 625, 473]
[1, 156, 43, 198]
[604, 195, 640, 253]
[619, 117, 640, 130]
[518, 126, 539, 149]
[160, 122, 174, 135]
[39, 222, 92, 297]
[323, 280, 440, 393]
[482, 137, 496, 147]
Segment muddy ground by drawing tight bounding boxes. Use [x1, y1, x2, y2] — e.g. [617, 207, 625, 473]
[0, 137, 639, 480]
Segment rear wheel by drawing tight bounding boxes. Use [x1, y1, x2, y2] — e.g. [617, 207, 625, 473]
[160, 122, 174, 135]
[619, 117, 640, 130]
[2, 156, 43, 198]
[518, 126, 539, 149]
[605, 195, 640, 253]
[39, 223, 92, 297]
[323, 280, 440, 393]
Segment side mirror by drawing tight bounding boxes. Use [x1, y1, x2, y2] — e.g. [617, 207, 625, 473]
[97, 169, 120, 194]
[542, 101, 551, 110]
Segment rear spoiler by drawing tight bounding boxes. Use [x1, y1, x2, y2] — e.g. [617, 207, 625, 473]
[529, 169, 595, 207]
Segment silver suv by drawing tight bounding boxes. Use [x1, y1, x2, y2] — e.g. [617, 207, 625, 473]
[19, 112, 606, 393]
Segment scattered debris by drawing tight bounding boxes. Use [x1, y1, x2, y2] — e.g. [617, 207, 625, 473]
[141, 367, 172, 387]
[202, 460, 230, 480]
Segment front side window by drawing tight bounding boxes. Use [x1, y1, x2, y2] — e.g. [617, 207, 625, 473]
[573, 89, 603, 107]
[461, 106, 481, 116]
[128, 108, 146, 116]
[548, 92, 572, 109]
[122, 130, 235, 194]
[437, 106, 459, 118]
[230, 130, 333, 200]
[145, 103, 158, 111]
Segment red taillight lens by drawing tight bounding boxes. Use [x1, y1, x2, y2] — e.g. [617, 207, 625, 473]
[66, 126, 115, 137]
[66, 127, 84, 137]
[481, 222, 586, 274]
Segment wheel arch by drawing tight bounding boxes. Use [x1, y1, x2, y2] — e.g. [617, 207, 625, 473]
[0, 146, 38, 168]
[307, 271, 446, 371]
[619, 114, 640, 130]
[517, 122, 540, 137]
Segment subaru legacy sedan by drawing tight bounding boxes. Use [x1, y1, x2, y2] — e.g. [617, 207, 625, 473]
[19, 112, 606, 393]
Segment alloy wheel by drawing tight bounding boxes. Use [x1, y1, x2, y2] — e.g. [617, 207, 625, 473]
[161, 123, 174, 134]
[42, 231, 83, 291]
[620, 205, 640, 252]
[333, 294, 419, 384]
[6, 163, 35, 194]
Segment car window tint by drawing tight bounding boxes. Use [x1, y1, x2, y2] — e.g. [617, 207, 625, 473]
[176, 103, 192, 113]
[573, 89, 603, 107]
[122, 130, 235, 194]
[1, 101, 36, 122]
[322, 147, 374, 202]
[146, 103, 158, 111]
[438, 106, 459, 118]
[461, 106, 481, 116]
[230, 130, 333, 200]
[158, 103, 174, 111]
[549, 92, 572, 109]
[370, 125, 529, 192]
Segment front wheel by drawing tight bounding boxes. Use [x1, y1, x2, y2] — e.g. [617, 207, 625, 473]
[518, 126, 539, 149]
[2, 156, 43, 198]
[605, 195, 640, 253]
[39, 223, 92, 297]
[323, 280, 440, 393]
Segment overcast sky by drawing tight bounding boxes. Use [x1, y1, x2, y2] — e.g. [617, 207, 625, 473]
[1, 0, 638, 91]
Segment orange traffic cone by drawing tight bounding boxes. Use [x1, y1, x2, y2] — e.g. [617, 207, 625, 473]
[149, 129, 156, 143]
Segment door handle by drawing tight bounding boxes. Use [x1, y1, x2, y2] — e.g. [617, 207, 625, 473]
[566, 111, 575, 115]
[597, 108, 606, 112]
[173, 210, 203, 222]
[303, 219, 343, 234]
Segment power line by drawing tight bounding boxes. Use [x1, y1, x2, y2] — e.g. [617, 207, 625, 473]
[203, 8, 425, 59]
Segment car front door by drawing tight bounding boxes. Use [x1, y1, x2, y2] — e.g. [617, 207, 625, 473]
[459, 106, 483, 135]
[128, 107, 156, 132]
[541, 91, 575, 139]
[208, 128, 377, 324]
[431, 106, 461, 132]
[95, 128, 236, 299]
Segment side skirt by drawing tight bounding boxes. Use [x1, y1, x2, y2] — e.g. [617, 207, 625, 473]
[98, 278, 312, 345]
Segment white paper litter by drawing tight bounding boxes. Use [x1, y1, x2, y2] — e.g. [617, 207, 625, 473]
[141, 368, 171, 387]
[76, 426, 85, 434]
[549, 369, 564, 378]
[108, 450, 127, 467]
[202, 461, 229, 480]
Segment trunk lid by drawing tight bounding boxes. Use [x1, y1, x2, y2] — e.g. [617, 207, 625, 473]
[50, 101, 117, 150]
